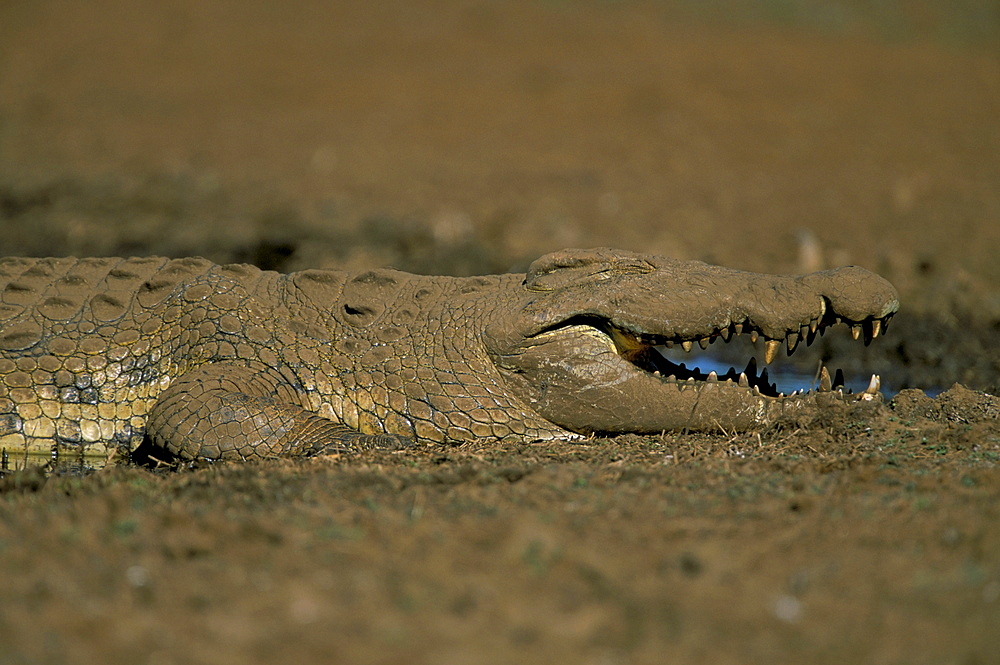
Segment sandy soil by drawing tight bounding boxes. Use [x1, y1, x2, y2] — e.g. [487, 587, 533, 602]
[1, 1, 998, 663]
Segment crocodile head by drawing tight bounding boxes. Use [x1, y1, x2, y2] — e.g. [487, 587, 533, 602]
[487, 248, 899, 433]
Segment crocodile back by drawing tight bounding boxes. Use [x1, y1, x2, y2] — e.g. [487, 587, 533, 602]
[0, 257, 220, 351]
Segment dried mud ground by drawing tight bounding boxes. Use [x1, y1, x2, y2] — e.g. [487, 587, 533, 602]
[1, 1, 999, 663]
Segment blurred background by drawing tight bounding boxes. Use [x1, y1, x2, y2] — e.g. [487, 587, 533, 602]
[1, 0, 998, 388]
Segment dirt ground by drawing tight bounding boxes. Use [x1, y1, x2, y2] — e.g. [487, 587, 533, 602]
[1, 1, 998, 663]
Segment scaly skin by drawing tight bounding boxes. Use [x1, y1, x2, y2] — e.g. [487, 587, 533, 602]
[0, 249, 898, 466]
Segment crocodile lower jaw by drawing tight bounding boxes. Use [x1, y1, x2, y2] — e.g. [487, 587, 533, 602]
[498, 319, 883, 435]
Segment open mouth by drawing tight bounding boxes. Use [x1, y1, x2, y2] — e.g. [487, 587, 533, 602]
[564, 303, 893, 399]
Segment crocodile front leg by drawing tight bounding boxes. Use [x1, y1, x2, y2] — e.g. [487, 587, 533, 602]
[146, 363, 406, 461]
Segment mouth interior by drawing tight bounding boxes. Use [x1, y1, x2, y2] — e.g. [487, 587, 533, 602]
[632, 346, 786, 396]
[546, 310, 892, 399]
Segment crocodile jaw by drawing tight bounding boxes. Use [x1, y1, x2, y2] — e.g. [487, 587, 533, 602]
[494, 320, 886, 434]
[486, 248, 899, 434]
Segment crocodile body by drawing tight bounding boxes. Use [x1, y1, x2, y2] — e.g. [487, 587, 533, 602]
[0, 248, 898, 466]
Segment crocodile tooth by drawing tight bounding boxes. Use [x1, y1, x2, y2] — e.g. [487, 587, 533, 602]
[664, 340, 674, 349]
[786, 332, 799, 355]
[818, 296, 827, 319]
[864, 374, 881, 395]
[720, 326, 732, 341]
[738, 372, 749, 388]
[851, 324, 862, 341]
[698, 337, 710, 350]
[861, 320, 875, 346]
[809, 318, 819, 334]
[750, 330, 759, 343]
[681, 340, 693, 352]
[764, 339, 781, 364]
[871, 318, 881, 339]
[707, 371, 718, 382]
[862, 320, 876, 346]
[799, 324, 810, 341]
[733, 323, 744, 336]
[819, 366, 832, 392]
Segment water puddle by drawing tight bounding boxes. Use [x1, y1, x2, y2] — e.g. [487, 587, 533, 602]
[653, 335, 923, 397]
[658, 352, 869, 395]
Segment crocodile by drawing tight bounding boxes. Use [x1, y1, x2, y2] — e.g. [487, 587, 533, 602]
[0, 248, 898, 467]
